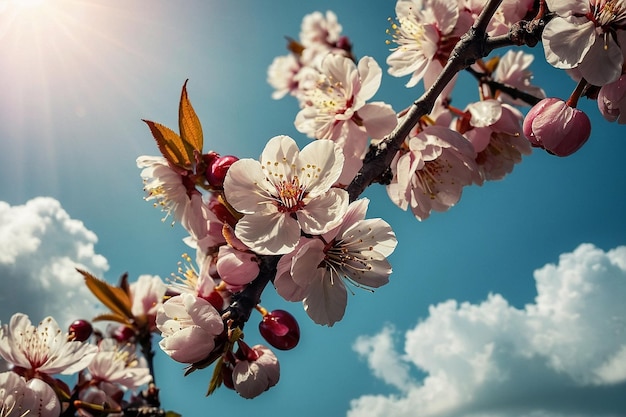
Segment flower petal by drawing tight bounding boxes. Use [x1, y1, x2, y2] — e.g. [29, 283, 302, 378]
[235, 212, 301, 255]
[298, 188, 349, 235]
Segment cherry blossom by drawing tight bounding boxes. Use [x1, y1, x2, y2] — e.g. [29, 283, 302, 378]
[137, 155, 203, 234]
[274, 198, 397, 326]
[461, 100, 531, 181]
[231, 344, 280, 399]
[85, 339, 152, 391]
[223, 135, 348, 255]
[0, 314, 97, 377]
[386, 125, 480, 221]
[387, 0, 471, 88]
[156, 293, 224, 364]
[598, 74, 626, 123]
[0, 372, 59, 417]
[295, 54, 397, 142]
[130, 275, 167, 333]
[492, 50, 546, 106]
[542, 0, 626, 86]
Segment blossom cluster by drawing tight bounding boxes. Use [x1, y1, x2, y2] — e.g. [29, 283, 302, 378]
[0, 313, 152, 417]
[3, 0, 626, 413]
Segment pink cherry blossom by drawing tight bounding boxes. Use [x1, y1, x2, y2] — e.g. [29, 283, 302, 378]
[299, 10, 342, 48]
[223, 135, 348, 255]
[542, 0, 626, 86]
[86, 339, 152, 391]
[462, 100, 531, 181]
[463, 0, 534, 36]
[387, 125, 480, 221]
[156, 293, 224, 364]
[523, 97, 592, 156]
[295, 54, 397, 142]
[137, 155, 203, 234]
[0, 313, 97, 377]
[216, 245, 260, 289]
[387, 0, 471, 88]
[492, 50, 546, 106]
[598, 74, 626, 123]
[274, 198, 397, 326]
[0, 372, 59, 417]
[130, 275, 167, 333]
[267, 54, 301, 100]
[232, 344, 280, 399]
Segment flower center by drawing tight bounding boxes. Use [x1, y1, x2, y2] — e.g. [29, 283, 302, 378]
[588, 0, 626, 27]
[274, 176, 306, 213]
[310, 77, 349, 116]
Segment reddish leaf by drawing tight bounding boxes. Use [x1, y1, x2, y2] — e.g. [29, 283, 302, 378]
[178, 80, 203, 159]
[77, 269, 133, 321]
[142, 119, 193, 169]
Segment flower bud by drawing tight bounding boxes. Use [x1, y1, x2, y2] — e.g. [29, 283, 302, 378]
[68, 319, 93, 342]
[207, 155, 239, 188]
[232, 343, 280, 399]
[523, 98, 591, 157]
[597, 74, 626, 124]
[259, 309, 300, 351]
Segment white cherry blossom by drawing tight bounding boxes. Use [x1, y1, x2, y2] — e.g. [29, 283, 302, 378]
[542, 0, 626, 86]
[0, 313, 97, 376]
[0, 372, 59, 417]
[493, 50, 546, 106]
[223, 135, 348, 255]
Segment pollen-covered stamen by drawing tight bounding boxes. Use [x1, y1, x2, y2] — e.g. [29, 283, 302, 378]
[416, 157, 454, 199]
[272, 176, 307, 213]
[309, 76, 351, 117]
[587, 0, 626, 27]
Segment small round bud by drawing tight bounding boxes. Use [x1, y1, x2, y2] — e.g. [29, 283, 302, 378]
[111, 325, 135, 343]
[259, 309, 300, 350]
[68, 319, 93, 342]
[523, 98, 591, 157]
[206, 155, 239, 187]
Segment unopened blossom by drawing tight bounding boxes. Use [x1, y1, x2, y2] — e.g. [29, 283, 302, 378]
[523, 97, 592, 156]
[130, 275, 167, 333]
[387, 0, 472, 88]
[492, 50, 546, 106]
[542, 0, 626, 86]
[295, 54, 397, 142]
[232, 344, 280, 399]
[274, 198, 397, 326]
[0, 313, 97, 377]
[216, 245, 259, 289]
[156, 293, 224, 364]
[598, 74, 626, 123]
[0, 371, 59, 417]
[223, 135, 348, 255]
[462, 100, 531, 181]
[387, 125, 480, 221]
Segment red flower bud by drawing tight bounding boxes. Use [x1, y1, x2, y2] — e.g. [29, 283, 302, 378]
[206, 155, 239, 187]
[68, 319, 93, 342]
[259, 309, 300, 351]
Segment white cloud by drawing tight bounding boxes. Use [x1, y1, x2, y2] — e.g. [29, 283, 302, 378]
[0, 197, 109, 329]
[350, 244, 626, 417]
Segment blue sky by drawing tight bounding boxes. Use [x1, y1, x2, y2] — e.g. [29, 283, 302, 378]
[1, 1, 625, 416]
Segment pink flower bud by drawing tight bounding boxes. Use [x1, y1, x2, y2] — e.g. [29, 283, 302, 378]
[259, 309, 300, 351]
[597, 74, 626, 124]
[232, 344, 280, 399]
[523, 98, 591, 157]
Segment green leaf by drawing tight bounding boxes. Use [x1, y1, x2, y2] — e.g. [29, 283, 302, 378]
[142, 119, 192, 169]
[77, 269, 133, 321]
[206, 357, 224, 396]
[178, 80, 203, 160]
